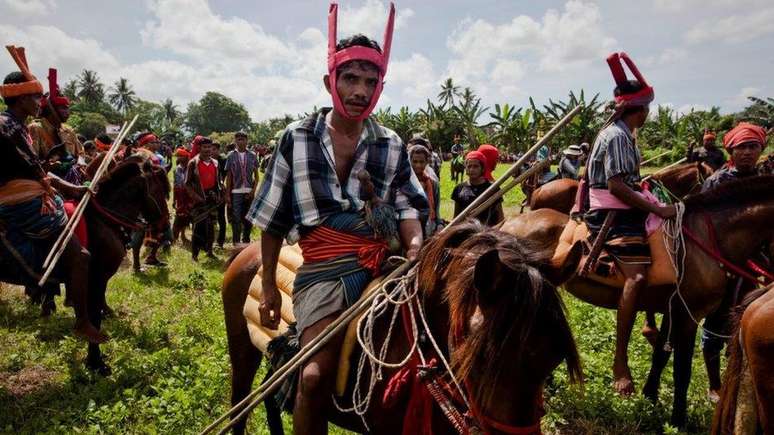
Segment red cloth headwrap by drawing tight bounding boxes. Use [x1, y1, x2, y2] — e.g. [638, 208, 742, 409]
[723, 122, 767, 151]
[46, 68, 69, 107]
[607, 52, 654, 108]
[1, 45, 44, 98]
[137, 133, 158, 147]
[190, 135, 211, 157]
[465, 150, 491, 181]
[477, 144, 499, 182]
[175, 148, 191, 159]
[327, 2, 395, 121]
[703, 131, 716, 142]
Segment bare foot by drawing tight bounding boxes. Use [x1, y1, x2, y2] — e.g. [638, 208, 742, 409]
[641, 325, 659, 348]
[707, 389, 720, 403]
[73, 320, 109, 344]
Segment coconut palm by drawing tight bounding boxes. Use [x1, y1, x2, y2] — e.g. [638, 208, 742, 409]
[77, 70, 105, 106]
[108, 78, 137, 114]
[437, 77, 460, 108]
[454, 87, 488, 147]
[740, 96, 774, 129]
[162, 98, 179, 124]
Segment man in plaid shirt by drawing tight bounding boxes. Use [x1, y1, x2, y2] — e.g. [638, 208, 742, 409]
[247, 7, 428, 430]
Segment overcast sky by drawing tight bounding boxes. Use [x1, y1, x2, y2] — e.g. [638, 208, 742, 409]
[1, 0, 772, 121]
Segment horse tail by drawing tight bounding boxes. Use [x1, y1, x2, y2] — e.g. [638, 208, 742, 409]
[711, 286, 769, 434]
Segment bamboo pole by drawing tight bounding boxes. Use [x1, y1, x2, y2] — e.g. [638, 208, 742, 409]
[642, 157, 687, 182]
[640, 150, 672, 166]
[38, 116, 138, 286]
[199, 104, 583, 435]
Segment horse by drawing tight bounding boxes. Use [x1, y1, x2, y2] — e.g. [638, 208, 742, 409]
[501, 175, 774, 427]
[712, 284, 774, 435]
[1, 158, 170, 374]
[450, 155, 465, 184]
[528, 162, 714, 214]
[221, 220, 583, 434]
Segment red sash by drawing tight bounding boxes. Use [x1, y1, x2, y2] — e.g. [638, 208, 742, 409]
[298, 226, 388, 276]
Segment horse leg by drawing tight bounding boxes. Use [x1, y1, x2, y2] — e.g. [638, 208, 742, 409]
[226, 331, 264, 435]
[642, 311, 659, 348]
[643, 313, 672, 402]
[86, 273, 111, 376]
[670, 314, 698, 428]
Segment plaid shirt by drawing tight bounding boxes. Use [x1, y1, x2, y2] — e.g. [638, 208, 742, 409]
[588, 120, 642, 189]
[247, 108, 429, 238]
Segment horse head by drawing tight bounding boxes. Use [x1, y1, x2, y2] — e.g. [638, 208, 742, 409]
[95, 159, 169, 229]
[436, 225, 582, 431]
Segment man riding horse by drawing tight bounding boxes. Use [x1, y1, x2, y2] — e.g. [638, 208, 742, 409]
[699, 122, 768, 402]
[579, 52, 676, 395]
[247, 4, 428, 433]
[0, 45, 105, 344]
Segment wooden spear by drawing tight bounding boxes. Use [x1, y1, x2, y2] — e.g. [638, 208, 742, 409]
[199, 105, 583, 435]
[38, 116, 138, 286]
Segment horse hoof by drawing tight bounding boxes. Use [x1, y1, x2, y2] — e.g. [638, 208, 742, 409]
[40, 300, 56, 317]
[86, 359, 112, 377]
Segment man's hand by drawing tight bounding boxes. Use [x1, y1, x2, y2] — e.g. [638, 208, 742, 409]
[259, 280, 282, 329]
[657, 204, 677, 220]
[398, 219, 423, 262]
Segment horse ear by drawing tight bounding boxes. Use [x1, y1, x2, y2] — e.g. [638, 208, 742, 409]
[473, 249, 514, 306]
[542, 241, 582, 286]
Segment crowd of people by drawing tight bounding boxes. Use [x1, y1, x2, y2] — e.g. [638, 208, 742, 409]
[1, 3, 771, 429]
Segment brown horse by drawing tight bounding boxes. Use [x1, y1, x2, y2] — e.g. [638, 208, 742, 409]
[712, 284, 774, 434]
[529, 162, 714, 214]
[502, 175, 774, 427]
[1, 158, 170, 374]
[221, 221, 583, 434]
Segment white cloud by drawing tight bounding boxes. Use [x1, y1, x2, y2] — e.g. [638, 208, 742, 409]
[729, 86, 760, 107]
[642, 47, 688, 66]
[1, 0, 55, 16]
[653, 0, 769, 12]
[387, 53, 439, 100]
[676, 103, 709, 115]
[444, 1, 614, 102]
[684, 7, 774, 44]
[336, 0, 414, 39]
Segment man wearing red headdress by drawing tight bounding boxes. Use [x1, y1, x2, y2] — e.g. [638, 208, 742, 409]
[247, 4, 428, 432]
[688, 130, 726, 171]
[582, 52, 676, 396]
[0, 46, 105, 344]
[28, 68, 83, 161]
[699, 122, 767, 401]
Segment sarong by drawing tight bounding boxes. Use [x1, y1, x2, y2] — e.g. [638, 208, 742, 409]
[293, 212, 387, 335]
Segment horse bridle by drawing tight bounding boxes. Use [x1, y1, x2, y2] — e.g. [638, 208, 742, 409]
[91, 173, 166, 232]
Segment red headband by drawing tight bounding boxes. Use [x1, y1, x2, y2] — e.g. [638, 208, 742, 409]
[606, 52, 654, 108]
[95, 138, 112, 151]
[723, 122, 766, 151]
[175, 148, 191, 159]
[137, 133, 159, 147]
[703, 132, 716, 142]
[1, 45, 44, 98]
[327, 2, 394, 121]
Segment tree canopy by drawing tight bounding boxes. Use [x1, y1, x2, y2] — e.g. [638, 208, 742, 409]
[184, 92, 251, 136]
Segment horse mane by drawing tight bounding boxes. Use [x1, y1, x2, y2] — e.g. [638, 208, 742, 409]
[442, 228, 582, 406]
[684, 175, 774, 212]
[711, 285, 772, 434]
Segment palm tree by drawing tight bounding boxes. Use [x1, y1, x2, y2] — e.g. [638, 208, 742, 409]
[77, 70, 105, 106]
[108, 78, 137, 114]
[454, 88, 488, 147]
[162, 98, 179, 124]
[740, 96, 774, 129]
[63, 79, 79, 101]
[437, 78, 460, 108]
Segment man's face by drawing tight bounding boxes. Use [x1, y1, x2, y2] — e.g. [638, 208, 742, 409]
[454, 135, 460, 143]
[703, 138, 716, 149]
[85, 147, 96, 157]
[465, 159, 483, 179]
[327, 62, 380, 118]
[411, 153, 428, 177]
[199, 143, 213, 159]
[19, 93, 42, 118]
[731, 142, 762, 172]
[147, 140, 160, 152]
[177, 156, 188, 167]
[236, 136, 248, 149]
[56, 105, 70, 123]
[635, 105, 650, 128]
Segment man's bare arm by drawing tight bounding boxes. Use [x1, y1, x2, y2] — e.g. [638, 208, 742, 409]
[399, 219, 423, 261]
[259, 231, 284, 329]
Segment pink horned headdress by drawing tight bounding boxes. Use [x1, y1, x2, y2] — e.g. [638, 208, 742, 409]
[327, 2, 395, 121]
[606, 52, 654, 108]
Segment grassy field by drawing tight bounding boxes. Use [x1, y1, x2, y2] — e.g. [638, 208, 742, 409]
[0, 162, 716, 434]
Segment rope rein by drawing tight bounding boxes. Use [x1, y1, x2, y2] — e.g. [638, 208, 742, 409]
[662, 203, 732, 351]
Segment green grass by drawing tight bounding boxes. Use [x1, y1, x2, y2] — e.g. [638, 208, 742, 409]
[0, 162, 715, 434]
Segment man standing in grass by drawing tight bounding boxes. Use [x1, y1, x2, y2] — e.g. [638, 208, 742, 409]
[225, 131, 259, 245]
[186, 137, 221, 261]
